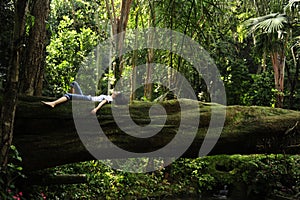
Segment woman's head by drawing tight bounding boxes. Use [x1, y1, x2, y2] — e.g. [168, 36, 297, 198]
[112, 91, 128, 105]
[111, 91, 120, 99]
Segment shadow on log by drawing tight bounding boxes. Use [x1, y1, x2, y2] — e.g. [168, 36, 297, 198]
[9, 96, 300, 171]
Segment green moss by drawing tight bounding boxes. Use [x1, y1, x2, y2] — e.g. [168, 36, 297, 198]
[32, 154, 299, 200]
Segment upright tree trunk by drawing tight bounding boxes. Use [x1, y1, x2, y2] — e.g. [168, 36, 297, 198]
[130, 2, 139, 102]
[144, 0, 155, 100]
[144, 46, 153, 99]
[20, 0, 50, 96]
[271, 51, 285, 108]
[144, 27, 154, 100]
[0, 0, 27, 168]
[131, 51, 137, 101]
[168, 0, 175, 89]
[105, 0, 133, 88]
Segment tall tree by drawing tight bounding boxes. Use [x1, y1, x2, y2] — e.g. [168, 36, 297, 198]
[0, 0, 27, 171]
[244, 0, 296, 108]
[130, 0, 140, 102]
[144, 0, 155, 100]
[285, 0, 300, 108]
[20, 0, 50, 96]
[0, 0, 14, 87]
[105, 0, 133, 89]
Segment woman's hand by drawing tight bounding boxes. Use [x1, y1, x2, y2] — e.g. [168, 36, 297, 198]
[91, 108, 98, 114]
[91, 99, 108, 114]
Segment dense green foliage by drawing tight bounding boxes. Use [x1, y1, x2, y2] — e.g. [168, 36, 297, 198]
[26, 155, 299, 199]
[41, 0, 300, 108]
[0, 146, 24, 200]
[0, 0, 299, 107]
[44, 0, 106, 95]
[1, 0, 300, 199]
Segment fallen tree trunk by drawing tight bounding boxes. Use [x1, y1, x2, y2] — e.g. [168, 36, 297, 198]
[10, 96, 300, 171]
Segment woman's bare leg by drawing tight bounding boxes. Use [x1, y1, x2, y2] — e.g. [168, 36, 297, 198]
[69, 87, 75, 94]
[42, 96, 68, 108]
[70, 81, 83, 95]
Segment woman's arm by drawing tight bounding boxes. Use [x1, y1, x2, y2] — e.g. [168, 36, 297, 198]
[91, 99, 108, 114]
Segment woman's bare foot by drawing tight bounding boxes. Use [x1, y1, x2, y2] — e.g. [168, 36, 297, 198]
[41, 101, 55, 108]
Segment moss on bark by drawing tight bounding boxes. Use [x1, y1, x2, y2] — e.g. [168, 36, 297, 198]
[3, 96, 299, 171]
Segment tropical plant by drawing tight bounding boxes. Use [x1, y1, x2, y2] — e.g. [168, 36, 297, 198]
[44, 0, 105, 96]
[245, 12, 289, 107]
[243, 0, 300, 108]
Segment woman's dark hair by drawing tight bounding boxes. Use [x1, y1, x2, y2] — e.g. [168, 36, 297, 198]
[114, 92, 128, 105]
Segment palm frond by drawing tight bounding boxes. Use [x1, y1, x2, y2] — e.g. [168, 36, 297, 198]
[284, 0, 300, 13]
[246, 13, 288, 34]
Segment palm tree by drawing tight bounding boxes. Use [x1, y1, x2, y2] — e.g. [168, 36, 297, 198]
[245, 12, 289, 107]
[285, 0, 300, 108]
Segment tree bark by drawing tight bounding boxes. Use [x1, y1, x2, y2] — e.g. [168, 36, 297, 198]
[20, 0, 50, 96]
[271, 51, 285, 108]
[105, 0, 133, 87]
[8, 96, 300, 171]
[144, 1, 155, 100]
[0, 0, 28, 168]
[130, 6, 139, 102]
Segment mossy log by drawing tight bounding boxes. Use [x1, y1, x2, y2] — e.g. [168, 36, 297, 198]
[10, 96, 300, 171]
